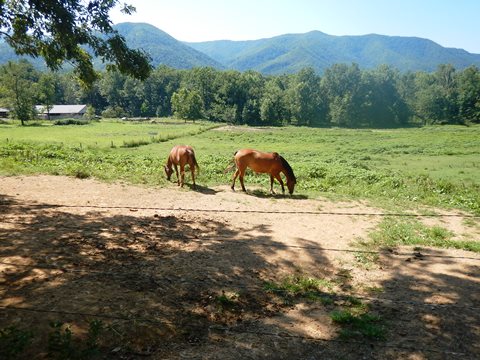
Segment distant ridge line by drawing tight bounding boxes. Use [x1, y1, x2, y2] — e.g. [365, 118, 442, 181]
[0, 22, 478, 74]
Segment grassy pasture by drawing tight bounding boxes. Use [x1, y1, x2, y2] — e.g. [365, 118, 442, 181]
[1, 120, 480, 356]
[0, 120, 479, 214]
[0, 118, 217, 148]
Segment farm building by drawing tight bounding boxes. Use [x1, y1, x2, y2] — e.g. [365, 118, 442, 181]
[0, 107, 9, 118]
[36, 105, 87, 120]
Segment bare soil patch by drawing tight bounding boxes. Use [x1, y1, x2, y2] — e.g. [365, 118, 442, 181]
[1, 175, 479, 359]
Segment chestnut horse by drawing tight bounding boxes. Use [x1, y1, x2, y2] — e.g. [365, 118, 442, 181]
[164, 145, 199, 188]
[230, 149, 296, 195]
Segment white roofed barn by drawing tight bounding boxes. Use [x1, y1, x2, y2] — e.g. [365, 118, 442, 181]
[36, 105, 87, 120]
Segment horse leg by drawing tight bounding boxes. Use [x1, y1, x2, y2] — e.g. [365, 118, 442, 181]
[190, 164, 196, 189]
[174, 165, 180, 185]
[270, 175, 276, 194]
[274, 173, 285, 194]
[239, 169, 247, 192]
[231, 169, 239, 191]
[180, 165, 185, 187]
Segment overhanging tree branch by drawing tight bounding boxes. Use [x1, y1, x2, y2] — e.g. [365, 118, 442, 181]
[0, 0, 152, 85]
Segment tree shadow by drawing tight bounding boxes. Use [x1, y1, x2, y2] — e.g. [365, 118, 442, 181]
[2, 194, 478, 359]
[368, 248, 480, 358]
[0, 195, 333, 358]
[185, 248, 480, 359]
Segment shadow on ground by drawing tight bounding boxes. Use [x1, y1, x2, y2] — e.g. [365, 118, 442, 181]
[0, 194, 479, 359]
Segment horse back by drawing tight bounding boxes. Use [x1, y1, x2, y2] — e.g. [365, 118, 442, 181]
[169, 145, 190, 163]
[235, 149, 282, 173]
[170, 145, 198, 170]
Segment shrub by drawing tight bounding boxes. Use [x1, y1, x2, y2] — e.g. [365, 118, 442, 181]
[54, 118, 90, 126]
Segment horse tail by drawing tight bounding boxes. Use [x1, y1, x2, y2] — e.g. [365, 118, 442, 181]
[190, 151, 200, 174]
[224, 160, 236, 174]
[224, 151, 238, 174]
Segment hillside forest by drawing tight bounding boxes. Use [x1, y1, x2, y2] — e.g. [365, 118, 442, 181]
[1, 59, 479, 127]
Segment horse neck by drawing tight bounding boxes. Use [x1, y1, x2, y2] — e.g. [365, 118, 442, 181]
[282, 169, 293, 182]
[278, 157, 294, 182]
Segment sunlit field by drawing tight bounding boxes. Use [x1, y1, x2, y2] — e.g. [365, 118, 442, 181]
[1, 119, 479, 214]
[0, 118, 218, 148]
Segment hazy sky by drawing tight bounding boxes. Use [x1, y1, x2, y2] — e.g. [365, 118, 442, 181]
[110, 0, 480, 54]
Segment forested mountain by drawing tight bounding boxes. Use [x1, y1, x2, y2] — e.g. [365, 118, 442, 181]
[3, 52, 480, 127]
[0, 23, 223, 71]
[187, 31, 480, 74]
[111, 23, 222, 70]
[1, 22, 480, 74]
[0, 40, 48, 69]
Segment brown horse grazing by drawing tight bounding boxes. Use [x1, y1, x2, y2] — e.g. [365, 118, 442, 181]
[164, 145, 199, 188]
[230, 149, 297, 195]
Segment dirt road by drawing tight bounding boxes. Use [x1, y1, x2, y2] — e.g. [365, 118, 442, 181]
[1, 175, 479, 359]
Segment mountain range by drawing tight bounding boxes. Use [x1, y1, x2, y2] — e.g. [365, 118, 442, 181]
[1, 22, 479, 74]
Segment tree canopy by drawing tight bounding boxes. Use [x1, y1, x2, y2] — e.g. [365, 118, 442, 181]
[0, 0, 152, 85]
[1, 59, 479, 127]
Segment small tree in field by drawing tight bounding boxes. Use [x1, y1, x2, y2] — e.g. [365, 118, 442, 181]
[37, 73, 57, 120]
[171, 88, 204, 122]
[84, 106, 97, 121]
[0, 60, 38, 125]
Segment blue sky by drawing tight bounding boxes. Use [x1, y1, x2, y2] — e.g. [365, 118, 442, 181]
[110, 0, 480, 54]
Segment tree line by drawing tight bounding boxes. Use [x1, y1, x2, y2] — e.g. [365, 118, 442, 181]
[1, 59, 479, 127]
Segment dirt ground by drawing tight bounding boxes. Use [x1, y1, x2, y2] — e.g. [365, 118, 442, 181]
[1, 175, 479, 359]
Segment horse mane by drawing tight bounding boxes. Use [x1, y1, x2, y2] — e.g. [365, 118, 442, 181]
[279, 155, 296, 182]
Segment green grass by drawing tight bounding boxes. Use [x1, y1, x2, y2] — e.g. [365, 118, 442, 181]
[330, 309, 386, 340]
[215, 291, 240, 310]
[265, 275, 387, 340]
[0, 118, 218, 149]
[264, 275, 335, 294]
[353, 251, 380, 269]
[1, 120, 479, 214]
[0, 326, 33, 359]
[0, 320, 103, 360]
[264, 275, 336, 304]
[330, 296, 386, 340]
[361, 217, 480, 253]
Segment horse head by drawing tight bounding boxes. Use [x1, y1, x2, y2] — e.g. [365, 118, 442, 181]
[279, 155, 296, 195]
[286, 177, 296, 195]
[164, 165, 173, 180]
